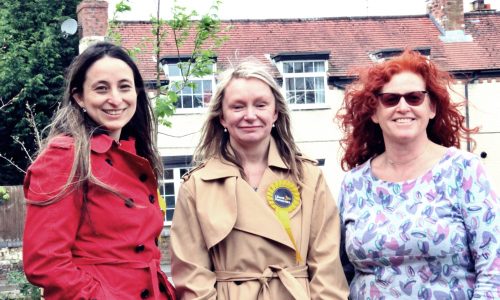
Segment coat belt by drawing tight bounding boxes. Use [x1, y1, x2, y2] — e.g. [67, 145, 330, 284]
[215, 265, 309, 300]
[73, 257, 163, 299]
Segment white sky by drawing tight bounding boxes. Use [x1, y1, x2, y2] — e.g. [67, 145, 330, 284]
[107, 0, 498, 20]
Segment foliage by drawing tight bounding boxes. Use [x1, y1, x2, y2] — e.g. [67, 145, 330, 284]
[0, 1, 80, 184]
[7, 269, 42, 299]
[0, 186, 9, 201]
[108, 0, 231, 127]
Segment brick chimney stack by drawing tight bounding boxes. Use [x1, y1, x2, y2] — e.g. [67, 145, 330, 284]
[427, 0, 464, 31]
[77, 0, 108, 53]
[427, 0, 472, 43]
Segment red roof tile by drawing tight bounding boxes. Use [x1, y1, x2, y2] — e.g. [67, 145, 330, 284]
[116, 12, 500, 81]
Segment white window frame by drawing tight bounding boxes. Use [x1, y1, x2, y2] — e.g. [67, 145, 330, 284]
[278, 60, 329, 110]
[163, 62, 216, 113]
[159, 167, 189, 226]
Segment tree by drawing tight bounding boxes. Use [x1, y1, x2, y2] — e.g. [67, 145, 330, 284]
[109, 0, 230, 126]
[0, 1, 80, 184]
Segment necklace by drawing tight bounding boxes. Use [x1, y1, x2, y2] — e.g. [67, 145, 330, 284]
[385, 143, 429, 166]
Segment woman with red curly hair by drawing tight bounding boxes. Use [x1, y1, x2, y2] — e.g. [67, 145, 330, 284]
[337, 50, 499, 299]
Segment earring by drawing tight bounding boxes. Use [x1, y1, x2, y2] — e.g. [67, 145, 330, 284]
[272, 123, 275, 127]
[224, 128, 227, 132]
[82, 107, 87, 113]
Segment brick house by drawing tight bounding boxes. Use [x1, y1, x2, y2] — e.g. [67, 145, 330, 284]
[78, 0, 500, 231]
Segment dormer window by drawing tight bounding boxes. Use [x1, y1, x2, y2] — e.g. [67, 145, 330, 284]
[160, 56, 216, 110]
[369, 47, 431, 63]
[272, 52, 330, 107]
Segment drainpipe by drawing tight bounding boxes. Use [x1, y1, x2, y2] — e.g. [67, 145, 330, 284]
[464, 73, 478, 152]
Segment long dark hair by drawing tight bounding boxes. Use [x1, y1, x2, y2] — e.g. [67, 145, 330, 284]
[30, 42, 161, 206]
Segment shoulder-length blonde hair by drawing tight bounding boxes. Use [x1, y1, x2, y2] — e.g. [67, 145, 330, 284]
[194, 59, 303, 183]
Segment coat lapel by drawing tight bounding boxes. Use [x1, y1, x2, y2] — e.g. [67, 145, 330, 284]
[195, 139, 301, 251]
[234, 168, 299, 251]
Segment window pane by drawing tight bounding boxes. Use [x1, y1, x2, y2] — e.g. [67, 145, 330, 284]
[283, 62, 293, 73]
[164, 182, 174, 195]
[164, 169, 173, 180]
[166, 195, 175, 207]
[194, 95, 203, 108]
[305, 77, 315, 90]
[168, 64, 181, 77]
[286, 92, 295, 104]
[315, 90, 325, 103]
[180, 168, 190, 177]
[306, 91, 315, 104]
[314, 77, 325, 89]
[295, 77, 305, 90]
[296, 91, 305, 104]
[294, 62, 303, 73]
[175, 98, 183, 108]
[166, 209, 174, 221]
[203, 80, 212, 91]
[182, 84, 192, 94]
[314, 61, 325, 72]
[182, 95, 193, 108]
[286, 78, 294, 90]
[304, 62, 314, 72]
[193, 80, 202, 93]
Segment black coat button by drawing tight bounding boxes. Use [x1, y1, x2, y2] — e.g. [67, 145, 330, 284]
[159, 283, 166, 293]
[140, 288, 150, 298]
[139, 173, 148, 182]
[234, 281, 243, 285]
[148, 194, 155, 204]
[125, 198, 134, 208]
[105, 158, 113, 166]
[135, 244, 145, 253]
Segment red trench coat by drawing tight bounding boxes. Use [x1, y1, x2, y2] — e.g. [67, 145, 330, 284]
[170, 138, 349, 299]
[23, 134, 176, 300]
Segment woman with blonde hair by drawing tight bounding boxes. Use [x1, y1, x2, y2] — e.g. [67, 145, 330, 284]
[170, 60, 348, 299]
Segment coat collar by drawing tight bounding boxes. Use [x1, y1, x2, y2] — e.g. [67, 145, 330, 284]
[198, 138, 288, 181]
[90, 134, 136, 154]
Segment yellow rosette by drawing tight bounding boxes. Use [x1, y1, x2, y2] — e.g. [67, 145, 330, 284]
[266, 179, 302, 263]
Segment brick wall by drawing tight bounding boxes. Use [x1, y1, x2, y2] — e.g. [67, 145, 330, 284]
[76, 0, 108, 38]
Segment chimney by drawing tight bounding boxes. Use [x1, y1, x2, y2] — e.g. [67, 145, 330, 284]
[427, 0, 472, 43]
[427, 0, 464, 31]
[77, 0, 108, 53]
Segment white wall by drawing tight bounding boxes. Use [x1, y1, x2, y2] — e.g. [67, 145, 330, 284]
[156, 79, 500, 199]
[460, 79, 500, 190]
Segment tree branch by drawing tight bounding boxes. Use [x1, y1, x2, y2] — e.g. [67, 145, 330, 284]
[0, 153, 26, 174]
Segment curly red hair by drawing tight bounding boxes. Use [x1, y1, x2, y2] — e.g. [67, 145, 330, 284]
[337, 50, 475, 171]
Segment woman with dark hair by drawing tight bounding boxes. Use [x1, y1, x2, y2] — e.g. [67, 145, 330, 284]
[23, 42, 176, 299]
[337, 50, 499, 299]
[170, 60, 349, 299]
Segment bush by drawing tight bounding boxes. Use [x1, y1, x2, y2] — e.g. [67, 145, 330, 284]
[6, 269, 42, 299]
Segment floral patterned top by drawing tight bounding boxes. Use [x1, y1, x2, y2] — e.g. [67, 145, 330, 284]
[339, 147, 500, 300]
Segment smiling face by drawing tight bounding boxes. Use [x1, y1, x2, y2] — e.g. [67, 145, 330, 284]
[74, 56, 137, 141]
[371, 71, 436, 145]
[220, 77, 278, 151]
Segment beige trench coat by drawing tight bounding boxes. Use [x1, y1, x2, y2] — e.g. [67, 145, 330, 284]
[170, 139, 349, 299]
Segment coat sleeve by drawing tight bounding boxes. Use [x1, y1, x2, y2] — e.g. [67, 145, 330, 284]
[307, 170, 350, 300]
[170, 180, 217, 300]
[460, 157, 500, 298]
[23, 142, 104, 299]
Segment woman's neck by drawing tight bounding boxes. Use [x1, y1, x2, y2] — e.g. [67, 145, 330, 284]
[384, 140, 429, 167]
[229, 139, 270, 189]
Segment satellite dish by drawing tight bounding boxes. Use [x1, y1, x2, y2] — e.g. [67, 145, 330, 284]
[61, 18, 78, 36]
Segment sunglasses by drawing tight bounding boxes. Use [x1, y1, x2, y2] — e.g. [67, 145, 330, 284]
[377, 91, 428, 107]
